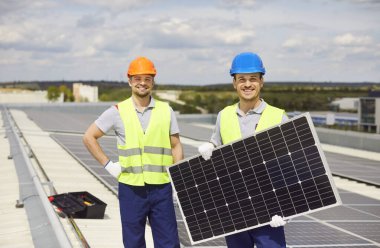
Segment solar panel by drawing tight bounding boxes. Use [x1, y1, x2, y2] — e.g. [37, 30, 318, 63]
[168, 113, 341, 244]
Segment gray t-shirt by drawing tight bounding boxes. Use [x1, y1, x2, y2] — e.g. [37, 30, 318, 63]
[210, 100, 288, 146]
[95, 98, 180, 146]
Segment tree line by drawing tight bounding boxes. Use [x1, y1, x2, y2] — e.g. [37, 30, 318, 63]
[27, 82, 380, 113]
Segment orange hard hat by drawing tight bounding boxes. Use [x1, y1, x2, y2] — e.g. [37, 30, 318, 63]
[127, 57, 156, 77]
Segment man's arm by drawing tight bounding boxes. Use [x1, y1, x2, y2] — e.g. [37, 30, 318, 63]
[170, 133, 183, 163]
[83, 123, 109, 166]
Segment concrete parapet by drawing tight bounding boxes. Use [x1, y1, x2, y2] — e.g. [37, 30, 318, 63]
[316, 127, 380, 153]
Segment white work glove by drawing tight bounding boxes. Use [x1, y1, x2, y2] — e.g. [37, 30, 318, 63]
[269, 215, 286, 228]
[198, 142, 214, 160]
[104, 160, 122, 178]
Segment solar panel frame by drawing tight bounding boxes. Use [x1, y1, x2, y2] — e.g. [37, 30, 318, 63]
[168, 112, 342, 244]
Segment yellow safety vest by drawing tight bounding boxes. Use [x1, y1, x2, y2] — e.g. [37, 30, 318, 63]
[117, 98, 173, 186]
[220, 103, 285, 144]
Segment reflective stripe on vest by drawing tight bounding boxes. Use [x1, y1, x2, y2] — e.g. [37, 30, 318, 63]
[117, 97, 173, 186]
[118, 148, 141, 157]
[220, 103, 285, 144]
[122, 164, 168, 173]
[118, 146, 172, 157]
[144, 146, 172, 155]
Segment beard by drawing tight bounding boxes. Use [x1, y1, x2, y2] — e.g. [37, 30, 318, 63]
[134, 90, 151, 98]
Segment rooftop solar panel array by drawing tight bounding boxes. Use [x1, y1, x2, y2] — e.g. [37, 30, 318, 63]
[14, 106, 380, 247]
[168, 113, 341, 244]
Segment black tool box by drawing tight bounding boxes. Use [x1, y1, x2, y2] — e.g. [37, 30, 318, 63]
[48, 191, 107, 219]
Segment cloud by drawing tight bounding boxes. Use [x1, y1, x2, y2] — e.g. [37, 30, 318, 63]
[0, 0, 379, 83]
[333, 33, 373, 46]
[76, 13, 105, 28]
[142, 17, 254, 50]
[280, 32, 378, 67]
[0, 0, 27, 16]
[219, 0, 258, 8]
[280, 36, 329, 59]
[0, 0, 49, 16]
[0, 24, 72, 53]
[66, 0, 156, 14]
[282, 38, 303, 49]
[0, 26, 24, 44]
[331, 33, 378, 62]
[347, 0, 380, 4]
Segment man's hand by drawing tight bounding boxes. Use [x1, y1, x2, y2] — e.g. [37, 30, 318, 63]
[198, 142, 214, 160]
[104, 161, 122, 178]
[269, 215, 286, 227]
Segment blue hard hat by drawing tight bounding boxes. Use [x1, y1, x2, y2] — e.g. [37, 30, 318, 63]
[229, 52, 266, 76]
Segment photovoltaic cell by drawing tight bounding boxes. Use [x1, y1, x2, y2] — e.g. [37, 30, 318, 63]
[168, 113, 341, 244]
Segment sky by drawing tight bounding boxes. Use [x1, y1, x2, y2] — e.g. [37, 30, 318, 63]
[0, 0, 379, 85]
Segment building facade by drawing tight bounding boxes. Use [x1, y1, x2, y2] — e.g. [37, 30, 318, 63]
[358, 97, 380, 133]
[73, 83, 98, 102]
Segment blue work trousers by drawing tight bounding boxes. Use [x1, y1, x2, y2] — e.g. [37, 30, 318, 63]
[118, 182, 180, 248]
[225, 225, 286, 248]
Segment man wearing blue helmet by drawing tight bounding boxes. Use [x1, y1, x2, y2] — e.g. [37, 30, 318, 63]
[198, 52, 287, 248]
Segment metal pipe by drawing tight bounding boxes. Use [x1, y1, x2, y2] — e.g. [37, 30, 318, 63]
[3, 106, 72, 248]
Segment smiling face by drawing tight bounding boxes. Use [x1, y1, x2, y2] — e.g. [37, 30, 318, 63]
[128, 74, 154, 98]
[233, 73, 264, 103]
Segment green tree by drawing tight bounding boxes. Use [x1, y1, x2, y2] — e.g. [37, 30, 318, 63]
[46, 86, 61, 102]
[59, 85, 74, 102]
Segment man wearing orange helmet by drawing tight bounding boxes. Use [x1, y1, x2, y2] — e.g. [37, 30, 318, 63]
[83, 57, 183, 248]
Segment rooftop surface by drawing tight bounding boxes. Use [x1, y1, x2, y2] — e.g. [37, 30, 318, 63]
[1, 103, 379, 248]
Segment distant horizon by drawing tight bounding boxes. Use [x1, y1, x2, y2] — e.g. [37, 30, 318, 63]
[0, 80, 380, 89]
[1, 80, 380, 87]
